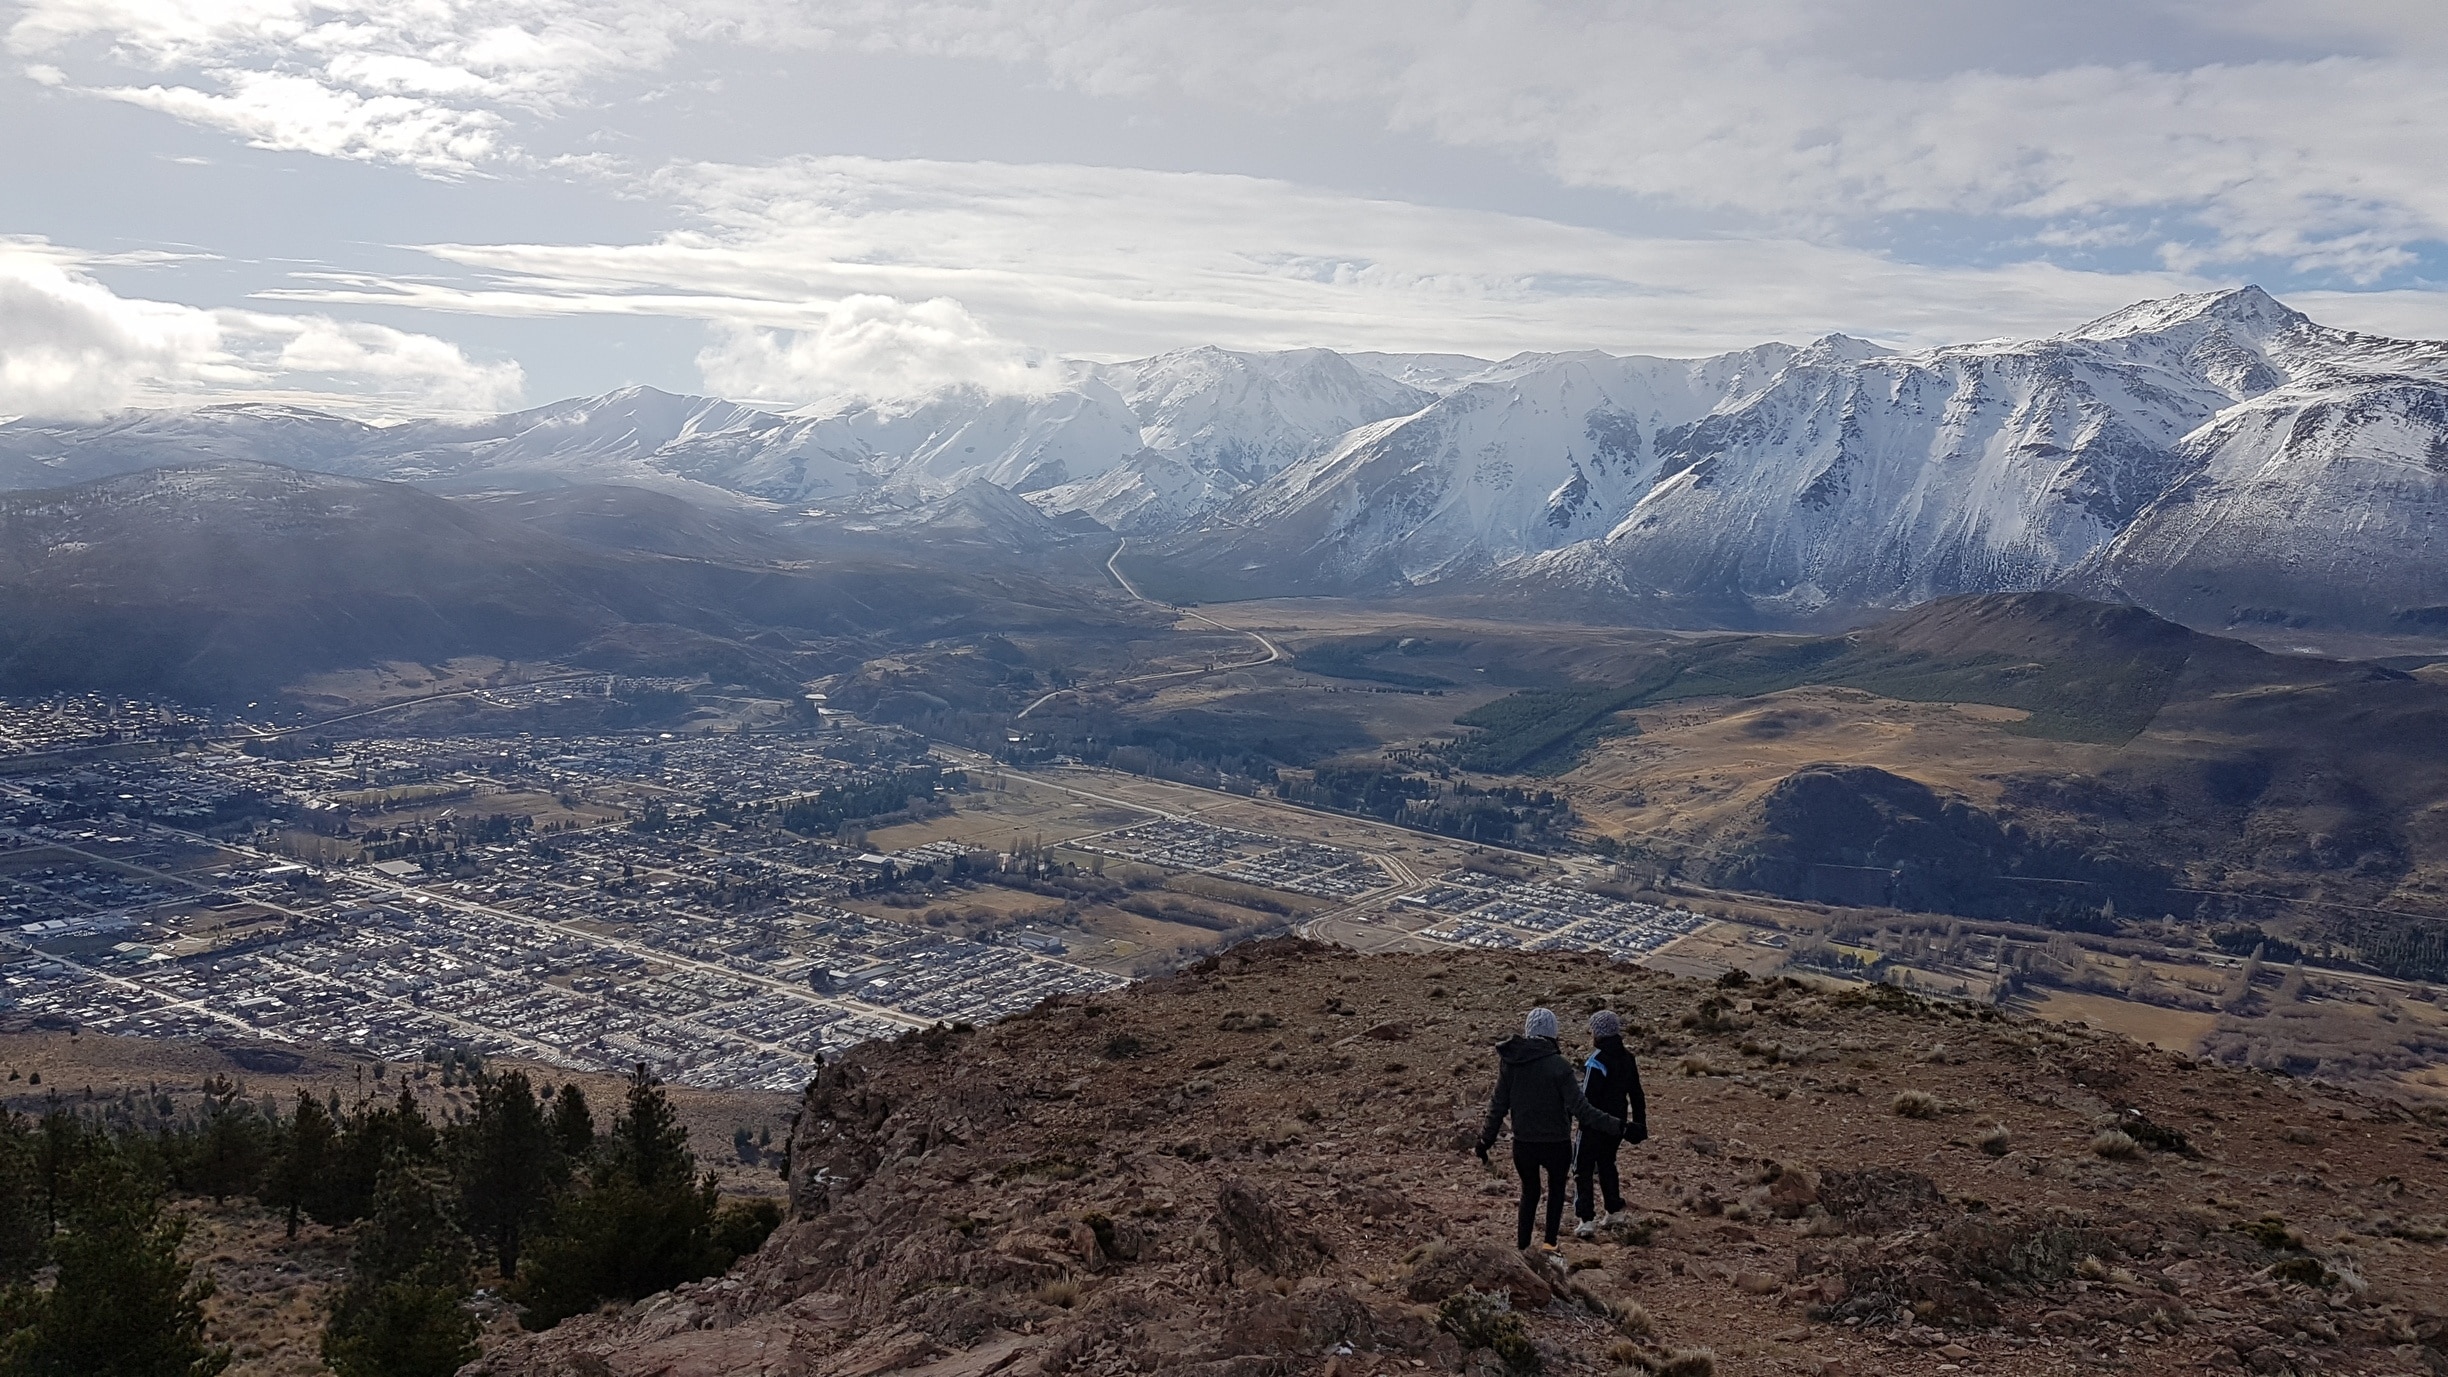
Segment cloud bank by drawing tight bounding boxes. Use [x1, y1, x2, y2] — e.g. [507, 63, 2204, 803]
[0, 239, 524, 418]
[696, 294, 1055, 408]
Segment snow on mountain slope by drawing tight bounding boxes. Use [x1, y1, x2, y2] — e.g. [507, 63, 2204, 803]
[1025, 449, 1239, 535]
[1085, 346, 1436, 484]
[0, 403, 381, 491]
[1342, 351, 1501, 391]
[346, 387, 854, 502]
[846, 381, 1146, 496]
[4, 288, 2440, 639]
[1137, 345, 1803, 597]
[1495, 288, 2448, 630]
[2074, 367, 2448, 634]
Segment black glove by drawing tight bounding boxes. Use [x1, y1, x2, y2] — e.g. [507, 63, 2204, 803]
[1474, 1141, 1491, 1164]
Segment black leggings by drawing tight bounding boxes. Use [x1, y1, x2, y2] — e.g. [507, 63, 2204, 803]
[1575, 1131, 1623, 1221]
[1512, 1140, 1571, 1248]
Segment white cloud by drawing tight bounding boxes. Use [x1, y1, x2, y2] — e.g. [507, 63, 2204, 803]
[806, 0, 2448, 277]
[0, 238, 523, 418]
[266, 155, 2253, 360]
[0, 237, 229, 416]
[696, 294, 1054, 406]
[14, 0, 2447, 281]
[240, 314, 526, 411]
[8, 0, 738, 171]
[98, 70, 504, 170]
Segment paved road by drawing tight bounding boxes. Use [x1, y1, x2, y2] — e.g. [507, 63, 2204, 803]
[1015, 541, 1284, 719]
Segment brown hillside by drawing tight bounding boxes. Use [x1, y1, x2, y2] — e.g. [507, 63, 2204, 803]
[469, 939, 2448, 1377]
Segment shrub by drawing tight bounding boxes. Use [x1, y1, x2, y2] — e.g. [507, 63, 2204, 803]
[1036, 1277, 1082, 1308]
[2117, 1113, 2195, 1157]
[2090, 1129, 2139, 1160]
[1652, 1349, 1717, 1377]
[1892, 1090, 1941, 1119]
[1436, 1289, 1540, 1374]
[1977, 1124, 2012, 1156]
[2266, 1257, 2334, 1287]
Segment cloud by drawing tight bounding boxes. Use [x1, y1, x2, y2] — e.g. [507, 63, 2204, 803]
[0, 238, 522, 418]
[14, 0, 2447, 280]
[98, 70, 505, 170]
[0, 237, 229, 416]
[8, 0, 733, 171]
[696, 294, 1054, 406]
[242, 314, 526, 411]
[266, 155, 2257, 360]
[809, 0, 2448, 278]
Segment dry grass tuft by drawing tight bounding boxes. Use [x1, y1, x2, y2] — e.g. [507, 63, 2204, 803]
[1891, 1089, 1941, 1119]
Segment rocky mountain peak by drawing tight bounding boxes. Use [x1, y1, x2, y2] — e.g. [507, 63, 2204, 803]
[2062, 285, 2309, 344]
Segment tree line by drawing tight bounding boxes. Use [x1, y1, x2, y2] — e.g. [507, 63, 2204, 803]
[0, 1064, 781, 1377]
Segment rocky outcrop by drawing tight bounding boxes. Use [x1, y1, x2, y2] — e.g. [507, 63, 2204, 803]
[464, 937, 2448, 1377]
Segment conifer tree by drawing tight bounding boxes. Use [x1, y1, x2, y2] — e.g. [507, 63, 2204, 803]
[320, 1164, 478, 1377]
[546, 1083, 594, 1164]
[5, 1149, 227, 1377]
[274, 1091, 336, 1239]
[452, 1071, 552, 1278]
[511, 1066, 721, 1329]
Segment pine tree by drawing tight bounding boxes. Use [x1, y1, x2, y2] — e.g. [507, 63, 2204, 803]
[605, 1065, 692, 1191]
[325, 1087, 437, 1225]
[6, 1148, 228, 1377]
[188, 1076, 273, 1203]
[511, 1067, 721, 1330]
[274, 1091, 336, 1239]
[451, 1072, 553, 1278]
[545, 1084, 594, 1165]
[320, 1164, 478, 1377]
[0, 1114, 47, 1284]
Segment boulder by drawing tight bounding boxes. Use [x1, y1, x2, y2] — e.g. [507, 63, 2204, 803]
[1401, 1240, 1555, 1312]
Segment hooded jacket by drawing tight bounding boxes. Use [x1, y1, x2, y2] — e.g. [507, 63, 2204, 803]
[1580, 1034, 1647, 1144]
[1478, 1036, 1627, 1149]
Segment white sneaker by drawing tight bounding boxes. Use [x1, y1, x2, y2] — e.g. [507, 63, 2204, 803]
[1574, 1217, 1598, 1239]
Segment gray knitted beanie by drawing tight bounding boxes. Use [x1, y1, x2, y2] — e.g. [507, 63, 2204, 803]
[1523, 1007, 1560, 1040]
[1589, 1009, 1622, 1038]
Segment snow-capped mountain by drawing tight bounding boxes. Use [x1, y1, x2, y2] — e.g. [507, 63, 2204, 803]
[1566, 288, 2448, 631]
[2, 286, 2442, 637]
[1145, 287, 2448, 635]
[1143, 343, 1816, 595]
[1083, 346, 1435, 484]
[0, 402, 381, 490]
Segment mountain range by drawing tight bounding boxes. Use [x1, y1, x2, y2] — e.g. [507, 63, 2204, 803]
[3, 287, 2442, 637]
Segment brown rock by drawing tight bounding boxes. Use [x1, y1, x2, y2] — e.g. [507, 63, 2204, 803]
[1401, 1240, 1556, 1311]
[1767, 1166, 1821, 1219]
[1212, 1177, 1333, 1283]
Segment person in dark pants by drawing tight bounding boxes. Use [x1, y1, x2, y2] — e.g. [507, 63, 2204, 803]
[1476, 1007, 1630, 1251]
[1573, 1009, 1647, 1236]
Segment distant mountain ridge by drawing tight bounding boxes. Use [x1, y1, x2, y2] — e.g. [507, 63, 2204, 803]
[4, 287, 2444, 637]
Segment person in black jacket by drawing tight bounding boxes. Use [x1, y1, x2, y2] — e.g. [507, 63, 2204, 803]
[1476, 1007, 1630, 1250]
[1573, 1008, 1646, 1236]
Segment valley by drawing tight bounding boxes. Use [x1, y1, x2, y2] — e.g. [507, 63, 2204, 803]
[1, 284, 2445, 1376]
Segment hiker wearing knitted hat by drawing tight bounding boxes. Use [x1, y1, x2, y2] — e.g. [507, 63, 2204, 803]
[1573, 1008, 1647, 1238]
[1476, 1006, 1630, 1251]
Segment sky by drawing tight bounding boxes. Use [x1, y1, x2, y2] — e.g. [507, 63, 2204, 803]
[2, 0, 2445, 418]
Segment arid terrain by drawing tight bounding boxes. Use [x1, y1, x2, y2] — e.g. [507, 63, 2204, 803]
[466, 938, 2448, 1377]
